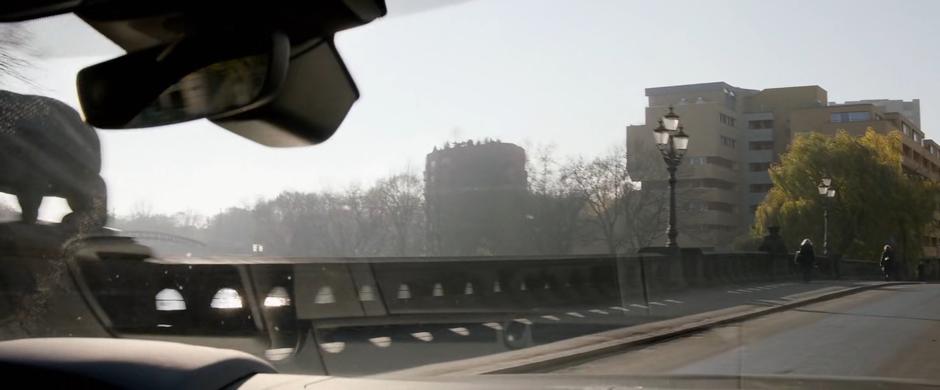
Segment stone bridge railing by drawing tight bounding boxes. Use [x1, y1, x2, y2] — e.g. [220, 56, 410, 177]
[5, 236, 900, 370]
[61, 249, 804, 332]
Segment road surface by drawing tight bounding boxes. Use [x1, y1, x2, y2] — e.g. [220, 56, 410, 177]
[286, 280, 862, 375]
[552, 283, 940, 383]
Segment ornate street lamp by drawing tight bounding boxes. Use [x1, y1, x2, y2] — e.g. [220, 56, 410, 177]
[653, 106, 689, 248]
[817, 178, 836, 256]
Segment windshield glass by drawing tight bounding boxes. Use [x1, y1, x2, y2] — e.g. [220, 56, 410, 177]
[3, 0, 940, 383]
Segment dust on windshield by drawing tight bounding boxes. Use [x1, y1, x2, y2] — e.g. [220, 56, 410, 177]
[2, 0, 940, 382]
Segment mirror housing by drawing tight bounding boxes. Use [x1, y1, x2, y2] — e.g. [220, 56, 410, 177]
[213, 38, 359, 147]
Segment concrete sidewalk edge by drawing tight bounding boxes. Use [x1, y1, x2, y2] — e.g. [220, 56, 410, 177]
[381, 281, 914, 378]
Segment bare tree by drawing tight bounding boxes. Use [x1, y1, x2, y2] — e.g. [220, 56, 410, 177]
[342, 186, 387, 256]
[560, 147, 631, 254]
[622, 139, 669, 250]
[205, 207, 256, 254]
[250, 192, 312, 256]
[525, 144, 583, 254]
[374, 173, 424, 256]
[621, 180, 667, 250]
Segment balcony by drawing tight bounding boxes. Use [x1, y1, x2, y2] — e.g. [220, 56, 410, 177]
[747, 170, 771, 184]
[746, 128, 774, 142]
[746, 149, 773, 163]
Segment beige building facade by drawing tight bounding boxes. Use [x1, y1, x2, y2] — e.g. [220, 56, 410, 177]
[627, 82, 939, 253]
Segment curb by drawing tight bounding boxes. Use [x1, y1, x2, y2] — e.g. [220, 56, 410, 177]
[382, 281, 914, 378]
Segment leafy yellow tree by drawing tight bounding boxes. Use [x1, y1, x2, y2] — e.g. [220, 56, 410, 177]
[755, 129, 938, 265]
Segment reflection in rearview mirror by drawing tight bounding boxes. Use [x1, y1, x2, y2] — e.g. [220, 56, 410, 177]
[127, 55, 270, 128]
[77, 32, 289, 129]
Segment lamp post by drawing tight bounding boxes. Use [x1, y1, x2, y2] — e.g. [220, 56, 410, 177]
[817, 178, 836, 256]
[653, 106, 690, 248]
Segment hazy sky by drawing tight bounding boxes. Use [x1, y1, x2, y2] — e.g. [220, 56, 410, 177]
[5, 0, 940, 220]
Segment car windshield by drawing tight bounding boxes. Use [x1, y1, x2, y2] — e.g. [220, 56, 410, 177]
[3, 0, 940, 384]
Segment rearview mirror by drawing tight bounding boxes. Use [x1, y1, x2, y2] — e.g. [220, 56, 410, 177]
[78, 32, 290, 129]
[78, 33, 360, 147]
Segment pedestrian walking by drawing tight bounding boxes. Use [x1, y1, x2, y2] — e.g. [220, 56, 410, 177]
[880, 244, 896, 281]
[794, 238, 816, 282]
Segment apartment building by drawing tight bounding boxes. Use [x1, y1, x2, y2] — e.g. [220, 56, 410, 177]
[627, 82, 938, 252]
[843, 99, 921, 127]
[627, 82, 762, 249]
[789, 104, 940, 181]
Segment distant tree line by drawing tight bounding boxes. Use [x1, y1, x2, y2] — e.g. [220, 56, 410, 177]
[109, 141, 678, 257]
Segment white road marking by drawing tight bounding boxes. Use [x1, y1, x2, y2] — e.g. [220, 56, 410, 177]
[320, 342, 345, 353]
[514, 318, 533, 325]
[609, 306, 630, 312]
[665, 299, 683, 304]
[483, 322, 503, 330]
[541, 315, 561, 321]
[449, 327, 470, 336]
[630, 304, 648, 309]
[588, 309, 609, 315]
[411, 332, 433, 342]
[369, 337, 392, 348]
[566, 312, 586, 318]
[264, 348, 294, 361]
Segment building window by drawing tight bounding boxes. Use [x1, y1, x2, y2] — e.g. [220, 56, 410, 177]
[748, 120, 774, 129]
[684, 201, 707, 213]
[914, 133, 921, 142]
[720, 135, 736, 148]
[902, 123, 911, 136]
[719, 113, 736, 127]
[831, 111, 872, 123]
[749, 162, 771, 172]
[689, 224, 738, 233]
[687, 156, 736, 170]
[749, 183, 773, 193]
[684, 201, 734, 214]
[749, 141, 774, 151]
[706, 202, 735, 213]
[678, 178, 736, 190]
[706, 156, 736, 170]
[848, 112, 871, 122]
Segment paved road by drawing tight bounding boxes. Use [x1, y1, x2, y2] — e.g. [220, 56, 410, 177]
[553, 283, 940, 383]
[284, 280, 860, 375]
